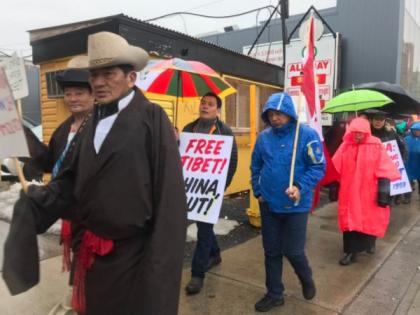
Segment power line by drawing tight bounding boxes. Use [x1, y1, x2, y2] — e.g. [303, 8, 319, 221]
[145, 5, 278, 22]
[187, 0, 227, 11]
[254, 6, 274, 59]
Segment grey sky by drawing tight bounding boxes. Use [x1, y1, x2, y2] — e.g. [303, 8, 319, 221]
[0, 0, 336, 57]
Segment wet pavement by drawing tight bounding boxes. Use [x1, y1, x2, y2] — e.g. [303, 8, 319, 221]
[0, 193, 418, 314]
[178, 194, 420, 314]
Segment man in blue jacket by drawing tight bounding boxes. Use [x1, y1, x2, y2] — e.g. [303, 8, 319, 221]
[251, 92, 325, 312]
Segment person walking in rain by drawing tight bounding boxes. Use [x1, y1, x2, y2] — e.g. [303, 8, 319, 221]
[332, 117, 400, 266]
[3, 32, 188, 315]
[184, 92, 238, 295]
[404, 121, 420, 203]
[369, 110, 407, 206]
[22, 68, 94, 315]
[251, 92, 325, 312]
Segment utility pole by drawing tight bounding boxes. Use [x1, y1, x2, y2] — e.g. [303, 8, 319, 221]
[280, 0, 289, 68]
[247, 1, 289, 68]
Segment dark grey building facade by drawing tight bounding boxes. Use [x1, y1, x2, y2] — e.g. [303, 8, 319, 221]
[22, 65, 41, 125]
[201, 0, 420, 101]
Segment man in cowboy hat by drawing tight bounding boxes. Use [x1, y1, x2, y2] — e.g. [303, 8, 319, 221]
[3, 32, 187, 315]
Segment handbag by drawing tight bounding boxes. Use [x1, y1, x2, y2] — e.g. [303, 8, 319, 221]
[377, 178, 391, 207]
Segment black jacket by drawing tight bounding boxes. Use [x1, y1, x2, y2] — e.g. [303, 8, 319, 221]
[183, 118, 238, 189]
[372, 126, 408, 160]
[22, 117, 74, 180]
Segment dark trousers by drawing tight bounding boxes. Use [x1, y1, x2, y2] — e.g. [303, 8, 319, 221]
[405, 180, 420, 199]
[343, 231, 376, 254]
[191, 222, 220, 279]
[260, 202, 312, 299]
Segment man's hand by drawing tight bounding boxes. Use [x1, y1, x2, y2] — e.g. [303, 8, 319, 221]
[285, 186, 300, 202]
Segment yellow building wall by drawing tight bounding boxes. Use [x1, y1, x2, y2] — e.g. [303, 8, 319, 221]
[39, 57, 73, 144]
[146, 93, 250, 194]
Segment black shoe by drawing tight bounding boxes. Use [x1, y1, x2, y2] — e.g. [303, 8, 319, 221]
[301, 279, 316, 300]
[402, 197, 411, 204]
[255, 295, 284, 312]
[185, 277, 203, 295]
[206, 255, 222, 271]
[366, 244, 376, 254]
[339, 253, 357, 266]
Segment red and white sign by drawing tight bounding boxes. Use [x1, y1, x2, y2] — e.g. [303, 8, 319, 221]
[243, 41, 284, 66]
[179, 132, 233, 224]
[284, 33, 337, 126]
[383, 140, 412, 196]
[0, 67, 29, 159]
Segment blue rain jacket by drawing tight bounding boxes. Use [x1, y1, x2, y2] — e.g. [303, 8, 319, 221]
[404, 122, 420, 181]
[251, 92, 326, 213]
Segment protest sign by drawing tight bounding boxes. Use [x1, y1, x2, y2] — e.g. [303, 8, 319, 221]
[179, 132, 233, 224]
[383, 140, 412, 196]
[0, 67, 29, 159]
[0, 53, 28, 100]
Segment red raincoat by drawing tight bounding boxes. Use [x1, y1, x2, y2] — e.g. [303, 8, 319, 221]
[332, 118, 401, 237]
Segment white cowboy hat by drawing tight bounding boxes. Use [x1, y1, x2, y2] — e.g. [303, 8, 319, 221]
[68, 32, 149, 71]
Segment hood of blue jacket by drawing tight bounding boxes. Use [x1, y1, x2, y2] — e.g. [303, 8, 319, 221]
[261, 92, 298, 124]
[410, 121, 420, 132]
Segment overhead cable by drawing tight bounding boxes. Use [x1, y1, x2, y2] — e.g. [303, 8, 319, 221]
[145, 6, 279, 22]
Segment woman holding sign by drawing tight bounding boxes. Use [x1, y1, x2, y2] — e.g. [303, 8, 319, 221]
[184, 92, 238, 295]
[332, 118, 400, 266]
[369, 110, 407, 205]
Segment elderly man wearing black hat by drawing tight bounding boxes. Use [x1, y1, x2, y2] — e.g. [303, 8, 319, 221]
[3, 32, 188, 315]
[367, 110, 407, 156]
[368, 110, 407, 206]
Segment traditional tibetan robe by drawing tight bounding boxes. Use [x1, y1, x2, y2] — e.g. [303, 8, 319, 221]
[3, 89, 188, 315]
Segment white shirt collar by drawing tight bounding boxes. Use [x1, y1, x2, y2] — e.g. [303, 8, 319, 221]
[118, 90, 135, 112]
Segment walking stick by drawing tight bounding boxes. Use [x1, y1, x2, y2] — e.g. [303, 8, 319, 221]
[14, 99, 28, 193]
[13, 157, 28, 193]
[288, 94, 303, 204]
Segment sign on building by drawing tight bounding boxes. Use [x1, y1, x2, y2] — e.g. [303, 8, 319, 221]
[285, 34, 338, 125]
[179, 132, 233, 224]
[243, 41, 284, 66]
[0, 67, 29, 159]
[244, 33, 340, 126]
[0, 53, 29, 100]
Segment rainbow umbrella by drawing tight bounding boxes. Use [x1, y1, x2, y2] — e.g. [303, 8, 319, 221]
[136, 58, 236, 99]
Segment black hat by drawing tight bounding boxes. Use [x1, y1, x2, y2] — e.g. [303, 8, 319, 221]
[56, 69, 91, 90]
[362, 109, 387, 119]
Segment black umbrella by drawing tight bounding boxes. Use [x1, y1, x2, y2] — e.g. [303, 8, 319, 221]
[355, 81, 420, 115]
